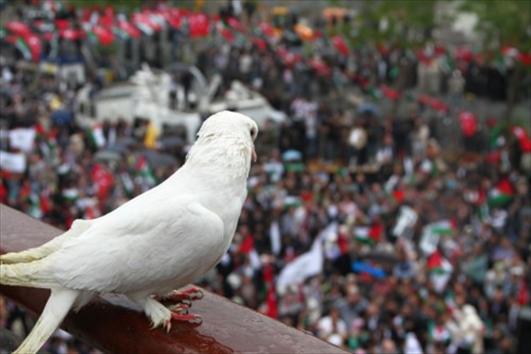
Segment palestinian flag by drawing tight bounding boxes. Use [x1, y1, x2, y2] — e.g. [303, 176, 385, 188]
[28, 192, 43, 219]
[488, 179, 514, 207]
[420, 220, 455, 255]
[217, 20, 235, 43]
[135, 156, 156, 187]
[62, 188, 80, 202]
[427, 250, 453, 293]
[116, 18, 141, 39]
[488, 123, 506, 148]
[429, 220, 456, 236]
[15, 37, 32, 61]
[354, 226, 380, 246]
[87, 124, 106, 149]
[512, 126, 531, 153]
[93, 25, 115, 46]
[91, 163, 114, 201]
[120, 172, 135, 197]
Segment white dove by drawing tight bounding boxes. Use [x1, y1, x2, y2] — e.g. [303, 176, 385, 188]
[0, 110, 259, 354]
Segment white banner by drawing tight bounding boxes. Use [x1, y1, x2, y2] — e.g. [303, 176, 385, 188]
[9, 128, 36, 152]
[0, 151, 27, 173]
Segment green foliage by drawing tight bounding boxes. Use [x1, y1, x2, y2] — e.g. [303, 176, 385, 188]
[460, 0, 531, 51]
[341, 0, 437, 48]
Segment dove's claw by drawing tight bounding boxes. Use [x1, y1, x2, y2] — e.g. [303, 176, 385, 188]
[168, 302, 189, 314]
[163, 286, 204, 303]
[171, 313, 203, 327]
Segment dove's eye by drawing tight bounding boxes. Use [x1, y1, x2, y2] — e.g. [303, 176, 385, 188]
[250, 127, 256, 138]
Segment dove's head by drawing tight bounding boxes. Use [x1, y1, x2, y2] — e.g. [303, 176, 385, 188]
[187, 111, 259, 174]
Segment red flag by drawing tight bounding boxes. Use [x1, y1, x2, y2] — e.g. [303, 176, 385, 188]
[92, 25, 114, 46]
[60, 28, 85, 41]
[259, 22, 275, 38]
[239, 233, 254, 253]
[6, 21, 31, 36]
[55, 19, 70, 31]
[24, 33, 42, 62]
[331, 35, 349, 56]
[393, 189, 405, 203]
[427, 250, 443, 270]
[91, 164, 114, 201]
[188, 13, 209, 38]
[252, 37, 266, 51]
[381, 85, 400, 101]
[118, 19, 141, 39]
[0, 183, 6, 203]
[459, 111, 477, 137]
[220, 27, 234, 43]
[227, 17, 244, 32]
[518, 52, 531, 66]
[369, 223, 383, 243]
[496, 178, 514, 197]
[309, 58, 331, 77]
[265, 285, 278, 319]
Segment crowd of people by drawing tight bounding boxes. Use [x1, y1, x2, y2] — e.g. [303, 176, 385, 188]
[1, 2, 531, 354]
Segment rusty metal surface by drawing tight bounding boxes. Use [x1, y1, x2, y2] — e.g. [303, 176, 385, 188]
[0, 204, 347, 354]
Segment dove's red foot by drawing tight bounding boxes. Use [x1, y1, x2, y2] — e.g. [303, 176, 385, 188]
[163, 286, 204, 303]
[171, 313, 203, 327]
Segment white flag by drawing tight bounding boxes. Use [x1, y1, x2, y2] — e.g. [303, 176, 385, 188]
[9, 128, 36, 152]
[270, 221, 281, 256]
[276, 240, 322, 294]
[393, 206, 418, 237]
[0, 151, 27, 173]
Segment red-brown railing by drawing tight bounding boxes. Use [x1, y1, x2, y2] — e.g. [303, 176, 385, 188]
[0, 204, 347, 354]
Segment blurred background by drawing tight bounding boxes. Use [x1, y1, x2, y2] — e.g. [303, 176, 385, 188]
[0, 0, 530, 353]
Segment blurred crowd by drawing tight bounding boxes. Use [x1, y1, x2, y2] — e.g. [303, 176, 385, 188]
[1, 2, 531, 354]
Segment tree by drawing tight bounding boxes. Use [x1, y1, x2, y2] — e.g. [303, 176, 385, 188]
[460, 0, 531, 119]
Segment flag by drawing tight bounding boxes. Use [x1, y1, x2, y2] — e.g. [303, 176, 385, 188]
[354, 226, 371, 245]
[331, 35, 349, 56]
[276, 233, 323, 294]
[269, 221, 281, 256]
[512, 126, 531, 152]
[459, 111, 477, 137]
[427, 251, 453, 292]
[420, 221, 454, 256]
[120, 172, 135, 197]
[351, 260, 386, 279]
[135, 156, 156, 187]
[62, 188, 79, 202]
[87, 124, 106, 148]
[239, 233, 261, 270]
[0, 151, 26, 173]
[15, 37, 31, 61]
[91, 163, 114, 201]
[115, 17, 141, 40]
[392, 205, 418, 237]
[488, 179, 514, 207]
[265, 285, 278, 319]
[381, 85, 400, 101]
[89, 25, 114, 46]
[188, 13, 209, 38]
[27, 192, 43, 219]
[9, 127, 36, 152]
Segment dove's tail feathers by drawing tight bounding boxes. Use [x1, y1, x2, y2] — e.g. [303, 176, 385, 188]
[0, 219, 91, 264]
[0, 260, 56, 288]
[14, 288, 79, 354]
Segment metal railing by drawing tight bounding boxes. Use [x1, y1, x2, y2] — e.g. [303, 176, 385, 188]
[0, 204, 346, 354]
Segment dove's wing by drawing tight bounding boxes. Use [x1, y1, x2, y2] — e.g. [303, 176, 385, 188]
[45, 198, 224, 294]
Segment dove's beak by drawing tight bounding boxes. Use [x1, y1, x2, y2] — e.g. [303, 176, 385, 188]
[252, 146, 257, 163]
